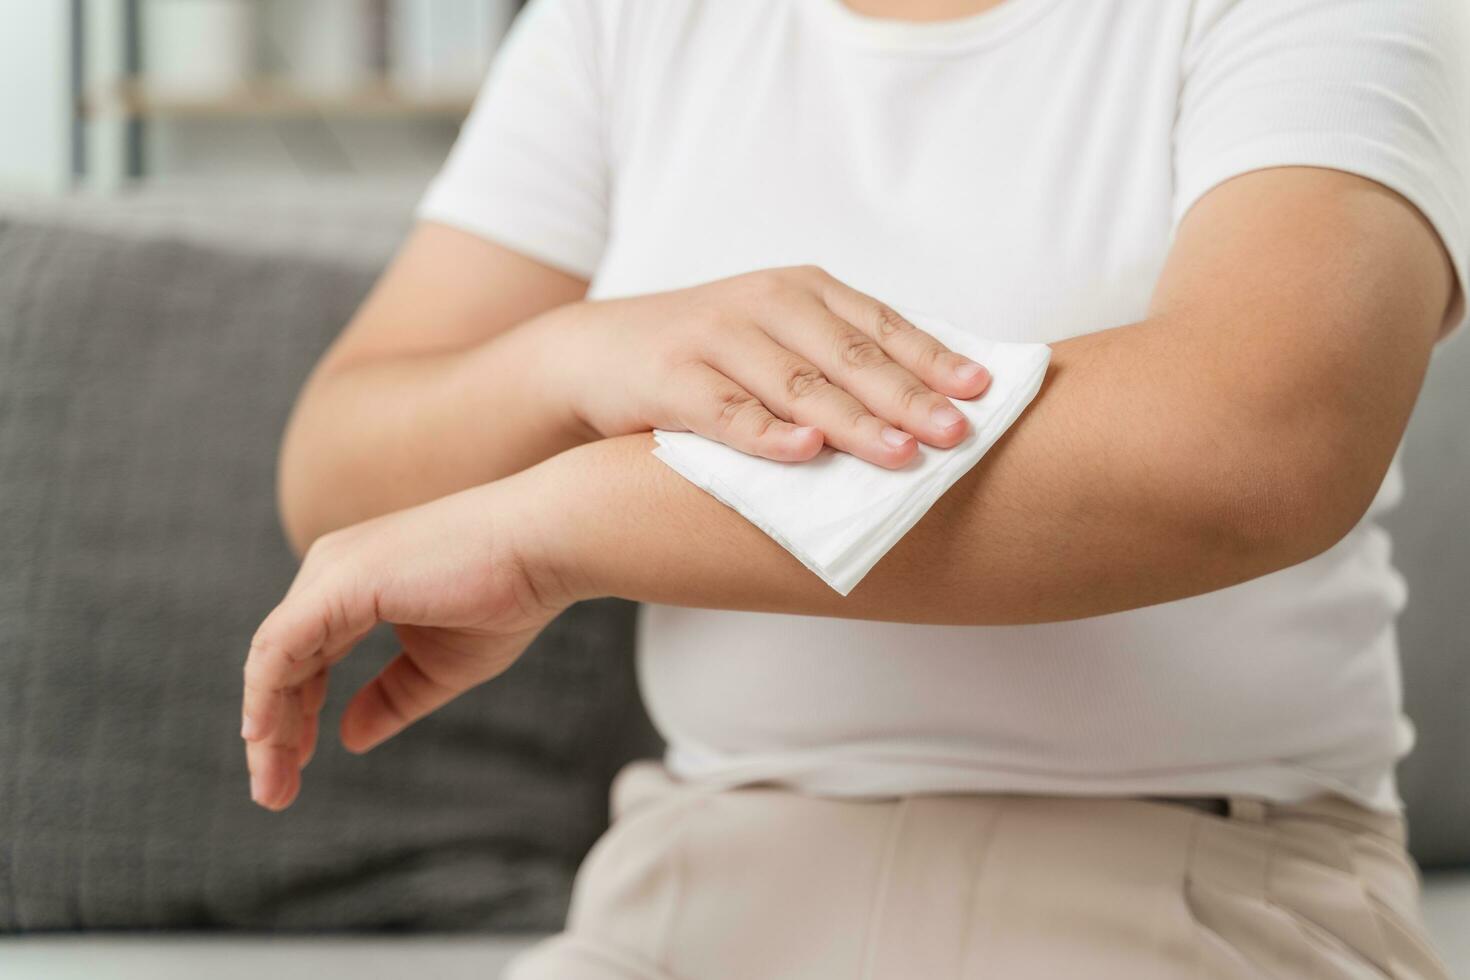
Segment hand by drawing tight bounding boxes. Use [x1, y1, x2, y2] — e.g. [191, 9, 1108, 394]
[563, 266, 991, 468]
[239, 476, 564, 811]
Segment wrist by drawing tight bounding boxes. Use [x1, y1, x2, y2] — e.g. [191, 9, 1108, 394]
[531, 300, 609, 443]
[499, 440, 613, 609]
[508, 431, 675, 607]
[466, 303, 601, 449]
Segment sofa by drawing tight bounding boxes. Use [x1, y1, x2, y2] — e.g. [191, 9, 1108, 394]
[1, 186, 1466, 977]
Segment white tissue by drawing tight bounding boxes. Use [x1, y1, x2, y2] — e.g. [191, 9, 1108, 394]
[650, 311, 1053, 595]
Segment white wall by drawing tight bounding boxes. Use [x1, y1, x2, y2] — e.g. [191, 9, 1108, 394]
[0, 0, 73, 192]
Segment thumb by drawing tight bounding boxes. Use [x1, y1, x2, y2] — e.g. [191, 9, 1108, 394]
[339, 651, 461, 754]
[338, 627, 532, 754]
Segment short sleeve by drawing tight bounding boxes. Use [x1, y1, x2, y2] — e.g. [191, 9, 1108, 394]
[1175, 0, 1470, 338]
[416, 0, 609, 279]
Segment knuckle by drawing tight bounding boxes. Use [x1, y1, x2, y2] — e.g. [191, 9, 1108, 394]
[765, 264, 827, 293]
[783, 365, 829, 401]
[248, 624, 284, 664]
[745, 268, 791, 299]
[751, 412, 783, 440]
[843, 404, 874, 431]
[713, 387, 761, 430]
[242, 661, 278, 695]
[917, 343, 948, 372]
[896, 379, 933, 413]
[303, 529, 345, 566]
[872, 304, 911, 340]
[322, 586, 360, 642]
[837, 335, 888, 371]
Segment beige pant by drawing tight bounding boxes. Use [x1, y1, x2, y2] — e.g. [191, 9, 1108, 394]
[506, 761, 1450, 979]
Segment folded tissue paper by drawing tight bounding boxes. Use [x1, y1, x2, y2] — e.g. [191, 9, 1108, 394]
[652, 310, 1052, 595]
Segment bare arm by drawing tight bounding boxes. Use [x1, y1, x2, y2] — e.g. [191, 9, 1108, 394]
[280, 227, 1002, 553]
[276, 222, 592, 552]
[241, 167, 1457, 808]
[524, 168, 1455, 623]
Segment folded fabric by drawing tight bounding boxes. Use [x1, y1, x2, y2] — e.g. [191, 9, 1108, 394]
[651, 310, 1052, 595]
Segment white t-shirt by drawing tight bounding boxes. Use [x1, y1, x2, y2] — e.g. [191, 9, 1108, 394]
[419, 0, 1470, 811]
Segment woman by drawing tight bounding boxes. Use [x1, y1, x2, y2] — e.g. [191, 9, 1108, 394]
[241, 0, 1467, 975]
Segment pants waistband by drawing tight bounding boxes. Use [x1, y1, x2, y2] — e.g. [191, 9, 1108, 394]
[1145, 795, 1231, 817]
[613, 763, 1405, 844]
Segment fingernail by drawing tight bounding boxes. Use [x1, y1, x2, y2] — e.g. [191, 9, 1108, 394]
[931, 404, 965, 429]
[881, 426, 913, 448]
[250, 772, 264, 804]
[241, 714, 261, 740]
[792, 426, 821, 442]
[954, 360, 988, 383]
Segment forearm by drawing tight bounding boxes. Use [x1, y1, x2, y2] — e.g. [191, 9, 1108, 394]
[529, 313, 1401, 625]
[278, 307, 591, 551]
[523, 172, 1450, 624]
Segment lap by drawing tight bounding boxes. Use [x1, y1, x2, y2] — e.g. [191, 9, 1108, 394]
[506, 761, 1449, 980]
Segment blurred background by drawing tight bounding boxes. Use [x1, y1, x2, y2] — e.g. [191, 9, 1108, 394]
[1, 0, 519, 194]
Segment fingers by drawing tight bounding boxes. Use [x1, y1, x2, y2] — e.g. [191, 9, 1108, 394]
[242, 573, 375, 738]
[237, 488, 559, 815]
[676, 362, 827, 463]
[818, 278, 991, 401]
[765, 298, 976, 450]
[705, 332, 920, 468]
[340, 619, 545, 754]
[298, 709, 320, 769]
[298, 669, 328, 768]
[339, 651, 464, 755]
[653, 266, 991, 467]
[246, 687, 305, 810]
[242, 562, 377, 811]
[241, 619, 320, 750]
[302, 667, 330, 715]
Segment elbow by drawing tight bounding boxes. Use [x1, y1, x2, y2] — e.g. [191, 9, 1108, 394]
[274, 357, 402, 556]
[275, 427, 319, 559]
[1208, 435, 1386, 578]
[275, 384, 340, 558]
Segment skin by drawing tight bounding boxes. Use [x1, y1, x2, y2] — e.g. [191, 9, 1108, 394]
[275, 227, 592, 545]
[239, 0, 1454, 817]
[273, 0, 1011, 549]
[241, 165, 1455, 811]
[843, 0, 1010, 19]
[279, 240, 990, 549]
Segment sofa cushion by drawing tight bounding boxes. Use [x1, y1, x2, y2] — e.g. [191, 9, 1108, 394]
[0, 213, 659, 932]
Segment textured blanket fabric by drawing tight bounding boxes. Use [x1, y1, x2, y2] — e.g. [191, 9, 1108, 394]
[0, 215, 659, 932]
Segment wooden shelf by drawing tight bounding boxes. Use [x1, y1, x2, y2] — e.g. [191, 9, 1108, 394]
[83, 79, 476, 121]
